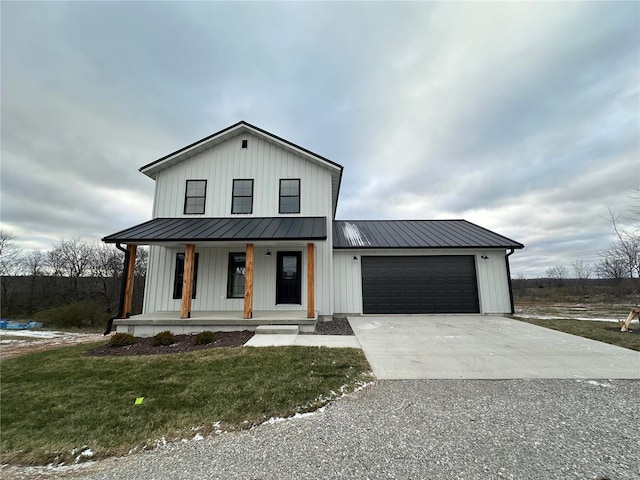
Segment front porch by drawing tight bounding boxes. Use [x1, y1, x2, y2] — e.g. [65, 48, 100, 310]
[113, 310, 318, 337]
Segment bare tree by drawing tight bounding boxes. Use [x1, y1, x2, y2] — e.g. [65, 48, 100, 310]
[49, 238, 94, 298]
[545, 265, 568, 287]
[90, 243, 124, 313]
[91, 243, 123, 278]
[596, 246, 629, 280]
[599, 209, 640, 279]
[135, 247, 149, 277]
[22, 250, 46, 313]
[572, 260, 593, 297]
[23, 250, 45, 277]
[0, 230, 22, 275]
[0, 230, 23, 316]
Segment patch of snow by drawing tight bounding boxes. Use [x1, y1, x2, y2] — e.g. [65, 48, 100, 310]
[0, 329, 100, 339]
[1, 330, 60, 338]
[260, 378, 374, 428]
[1, 461, 97, 477]
[342, 222, 371, 247]
[193, 433, 204, 441]
[263, 407, 327, 425]
[576, 379, 613, 388]
[358, 321, 383, 330]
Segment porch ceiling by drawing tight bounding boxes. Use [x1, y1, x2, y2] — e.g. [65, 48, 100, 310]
[102, 216, 327, 245]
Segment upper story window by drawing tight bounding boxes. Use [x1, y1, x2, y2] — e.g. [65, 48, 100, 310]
[231, 179, 254, 214]
[279, 179, 300, 214]
[184, 180, 207, 215]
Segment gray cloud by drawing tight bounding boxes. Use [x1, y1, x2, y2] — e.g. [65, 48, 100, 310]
[1, 1, 638, 276]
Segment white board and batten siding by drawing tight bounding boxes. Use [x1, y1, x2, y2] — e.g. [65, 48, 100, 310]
[144, 245, 332, 314]
[333, 249, 512, 315]
[144, 131, 335, 316]
[152, 131, 334, 219]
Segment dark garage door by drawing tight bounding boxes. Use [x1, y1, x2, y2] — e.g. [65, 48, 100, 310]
[361, 255, 480, 314]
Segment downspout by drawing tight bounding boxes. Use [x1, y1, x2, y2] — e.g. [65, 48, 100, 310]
[104, 242, 129, 335]
[505, 248, 516, 315]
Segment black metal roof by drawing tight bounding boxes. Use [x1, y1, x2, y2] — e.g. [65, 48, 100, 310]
[103, 217, 327, 244]
[333, 220, 523, 249]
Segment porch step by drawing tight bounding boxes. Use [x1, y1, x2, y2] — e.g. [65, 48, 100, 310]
[255, 325, 299, 335]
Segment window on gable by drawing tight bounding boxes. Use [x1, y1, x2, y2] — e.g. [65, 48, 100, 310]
[227, 253, 246, 298]
[231, 179, 254, 214]
[172, 252, 199, 299]
[279, 179, 300, 214]
[184, 180, 207, 214]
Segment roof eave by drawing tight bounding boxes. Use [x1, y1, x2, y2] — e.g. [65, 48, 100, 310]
[139, 121, 344, 180]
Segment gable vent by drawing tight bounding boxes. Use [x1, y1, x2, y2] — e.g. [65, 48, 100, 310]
[241, 139, 248, 149]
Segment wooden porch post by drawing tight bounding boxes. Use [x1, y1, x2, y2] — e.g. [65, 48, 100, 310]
[122, 244, 137, 318]
[244, 243, 254, 319]
[180, 244, 196, 319]
[307, 243, 315, 319]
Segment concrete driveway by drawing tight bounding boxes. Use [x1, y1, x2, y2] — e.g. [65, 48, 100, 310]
[348, 315, 640, 380]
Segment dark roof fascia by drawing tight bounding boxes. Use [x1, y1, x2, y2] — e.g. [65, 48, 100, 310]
[332, 173, 343, 220]
[139, 121, 344, 175]
[106, 235, 327, 244]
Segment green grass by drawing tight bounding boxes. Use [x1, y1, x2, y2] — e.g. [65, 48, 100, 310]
[514, 317, 640, 352]
[0, 343, 371, 466]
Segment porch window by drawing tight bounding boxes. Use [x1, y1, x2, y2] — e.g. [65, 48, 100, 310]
[231, 179, 254, 214]
[279, 179, 300, 214]
[184, 180, 207, 214]
[172, 252, 199, 299]
[227, 253, 246, 298]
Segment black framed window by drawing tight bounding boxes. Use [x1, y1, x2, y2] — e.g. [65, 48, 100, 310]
[184, 180, 207, 214]
[227, 253, 246, 298]
[279, 179, 300, 214]
[231, 179, 254, 214]
[172, 252, 199, 299]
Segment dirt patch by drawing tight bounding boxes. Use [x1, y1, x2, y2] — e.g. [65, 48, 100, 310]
[514, 301, 636, 321]
[0, 333, 104, 362]
[85, 331, 254, 357]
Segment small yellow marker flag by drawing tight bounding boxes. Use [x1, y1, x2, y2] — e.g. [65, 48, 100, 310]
[135, 397, 144, 405]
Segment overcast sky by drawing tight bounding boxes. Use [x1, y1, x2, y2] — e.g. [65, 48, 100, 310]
[1, 1, 638, 277]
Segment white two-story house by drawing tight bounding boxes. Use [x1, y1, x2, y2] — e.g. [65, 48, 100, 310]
[103, 121, 523, 336]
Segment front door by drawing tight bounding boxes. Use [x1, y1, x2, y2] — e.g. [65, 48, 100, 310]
[276, 252, 301, 304]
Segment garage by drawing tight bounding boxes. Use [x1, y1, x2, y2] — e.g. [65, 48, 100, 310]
[361, 255, 480, 314]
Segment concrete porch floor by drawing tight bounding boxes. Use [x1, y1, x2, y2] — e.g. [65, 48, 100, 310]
[113, 310, 317, 336]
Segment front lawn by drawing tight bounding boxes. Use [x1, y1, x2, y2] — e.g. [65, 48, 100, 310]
[1, 343, 371, 465]
[514, 317, 640, 351]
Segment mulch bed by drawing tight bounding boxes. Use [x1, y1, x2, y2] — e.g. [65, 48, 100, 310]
[303, 316, 354, 336]
[85, 318, 355, 357]
[85, 331, 255, 357]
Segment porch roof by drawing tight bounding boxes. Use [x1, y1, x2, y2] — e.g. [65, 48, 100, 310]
[102, 216, 327, 244]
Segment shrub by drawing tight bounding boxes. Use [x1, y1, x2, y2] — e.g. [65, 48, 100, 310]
[193, 330, 216, 345]
[152, 330, 176, 347]
[109, 333, 136, 347]
[34, 301, 106, 328]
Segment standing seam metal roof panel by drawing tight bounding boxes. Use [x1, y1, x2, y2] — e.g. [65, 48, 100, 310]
[332, 220, 523, 249]
[102, 217, 327, 243]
